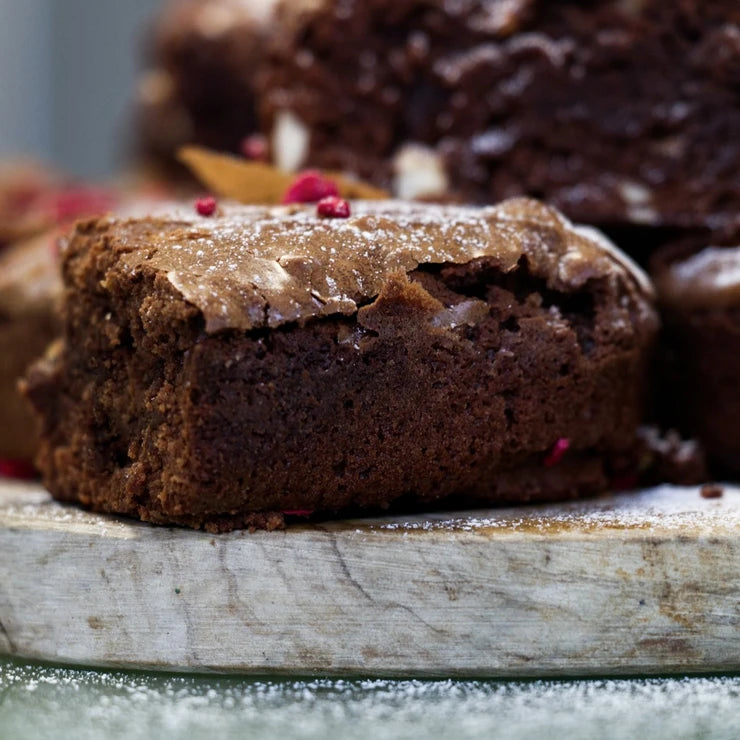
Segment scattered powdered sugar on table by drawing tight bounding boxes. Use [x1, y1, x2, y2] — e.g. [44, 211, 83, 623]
[0, 478, 134, 534]
[2, 657, 740, 740]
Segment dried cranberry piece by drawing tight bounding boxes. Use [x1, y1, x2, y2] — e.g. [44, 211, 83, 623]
[543, 437, 571, 467]
[195, 195, 218, 217]
[45, 186, 117, 223]
[281, 171, 339, 204]
[240, 133, 268, 161]
[0, 458, 37, 479]
[317, 196, 351, 219]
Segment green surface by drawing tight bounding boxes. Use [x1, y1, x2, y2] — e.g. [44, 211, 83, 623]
[1, 659, 739, 739]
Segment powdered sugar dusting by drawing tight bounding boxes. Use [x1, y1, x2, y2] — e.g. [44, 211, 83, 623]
[107, 198, 652, 332]
[0, 479, 140, 537]
[4, 480, 734, 538]
[357, 485, 740, 536]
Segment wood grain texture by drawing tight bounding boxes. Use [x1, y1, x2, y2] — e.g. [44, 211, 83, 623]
[1, 479, 739, 677]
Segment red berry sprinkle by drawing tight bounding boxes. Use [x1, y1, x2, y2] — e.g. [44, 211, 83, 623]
[282, 510, 314, 517]
[240, 133, 268, 161]
[0, 458, 37, 479]
[281, 170, 339, 204]
[317, 196, 351, 219]
[195, 195, 218, 217]
[543, 437, 571, 468]
[45, 186, 118, 223]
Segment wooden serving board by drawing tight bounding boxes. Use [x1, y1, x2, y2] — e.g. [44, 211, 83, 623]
[1, 479, 739, 677]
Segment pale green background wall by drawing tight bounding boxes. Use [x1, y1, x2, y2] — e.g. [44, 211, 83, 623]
[0, 0, 164, 177]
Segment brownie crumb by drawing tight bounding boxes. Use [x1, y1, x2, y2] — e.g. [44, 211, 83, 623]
[700, 484, 724, 499]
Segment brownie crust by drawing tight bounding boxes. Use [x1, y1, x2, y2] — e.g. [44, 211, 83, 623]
[25, 199, 657, 530]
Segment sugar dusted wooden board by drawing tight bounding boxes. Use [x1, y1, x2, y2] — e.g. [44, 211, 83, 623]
[1, 479, 739, 677]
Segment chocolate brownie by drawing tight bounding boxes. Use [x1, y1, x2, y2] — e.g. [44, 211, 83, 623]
[138, 0, 279, 176]
[0, 188, 146, 468]
[655, 245, 740, 474]
[0, 233, 62, 462]
[24, 198, 657, 531]
[261, 0, 740, 236]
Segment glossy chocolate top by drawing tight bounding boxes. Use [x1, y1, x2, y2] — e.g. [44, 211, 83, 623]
[71, 198, 653, 332]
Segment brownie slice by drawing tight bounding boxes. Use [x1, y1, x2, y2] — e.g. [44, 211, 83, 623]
[0, 190, 153, 467]
[137, 0, 279, 177]
[0, 234, 62, 461]
[655, 245, 740, 475]
[260, 0, 740, 238]
[25, 199, 657, 531]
